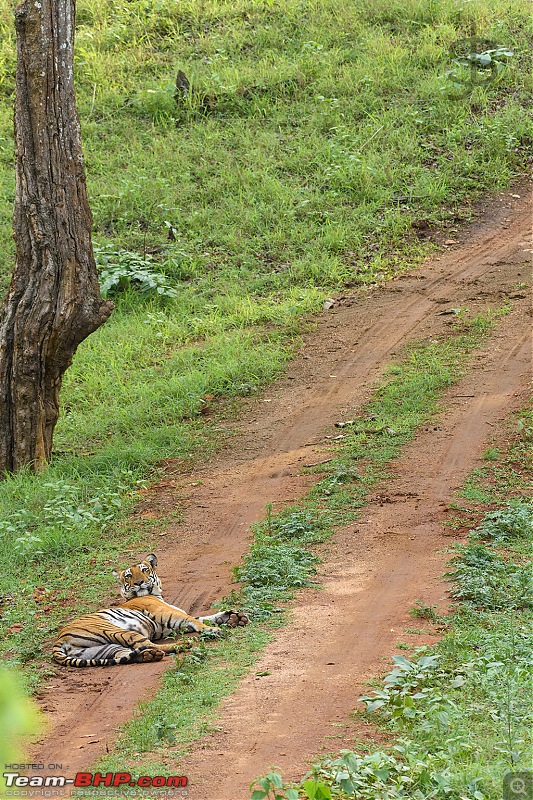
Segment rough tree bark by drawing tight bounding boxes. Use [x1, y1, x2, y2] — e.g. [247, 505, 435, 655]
[0, 0, 113, 473]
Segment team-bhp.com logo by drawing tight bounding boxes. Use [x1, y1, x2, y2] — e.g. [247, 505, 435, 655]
[3, 771, 188, 790]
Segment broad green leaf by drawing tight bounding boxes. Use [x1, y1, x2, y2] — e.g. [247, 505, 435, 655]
[418, 655, 439, 668]
[266, 773, 284, 790]
[339, 778, 356, 793]
[304, 780, 333, 799]
[303, 780, 318, 799]
[366, 699, 387, 711]
[392, 655, 413, 669]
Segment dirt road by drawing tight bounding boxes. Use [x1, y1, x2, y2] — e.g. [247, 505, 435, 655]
[32, 188, 531, 797]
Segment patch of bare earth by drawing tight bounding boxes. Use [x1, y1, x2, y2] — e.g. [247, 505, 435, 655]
[32, 187, 531, 798]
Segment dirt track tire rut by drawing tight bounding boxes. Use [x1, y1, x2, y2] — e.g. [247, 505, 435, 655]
[32, 189, 531, 791]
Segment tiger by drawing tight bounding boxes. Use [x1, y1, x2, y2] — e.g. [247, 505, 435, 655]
[52, 553, 248, 667]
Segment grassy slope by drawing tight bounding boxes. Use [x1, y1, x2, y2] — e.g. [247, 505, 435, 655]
[0, 0, 531, 688]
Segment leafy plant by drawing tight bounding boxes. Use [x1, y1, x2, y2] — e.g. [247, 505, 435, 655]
[250, 772, 334, 800]
[12, 532, 44, 557]
[309, 747, 456, 799]
[301, 781, 332, 800]
[153, 719, 177, 745]
[94, 245, 177, 299]
[458, 646, 532, 768]
[473, 502, 532, 545]
[359, 653, 457, 729]
[252, 748, 460, 800]
[409, 601, 445, 625]
[250, 772, 299, 800]
[446, 544, 532, 610]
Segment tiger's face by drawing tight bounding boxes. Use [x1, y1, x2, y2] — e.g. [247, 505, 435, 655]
[112, 553, 163, 600]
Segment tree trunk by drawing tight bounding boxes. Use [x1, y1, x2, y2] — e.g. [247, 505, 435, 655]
[0, 0, 113, 473]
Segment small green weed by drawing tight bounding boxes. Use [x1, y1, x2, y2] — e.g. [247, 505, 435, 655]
[153, 720, 177, 745]
[482, 447, 500, 461]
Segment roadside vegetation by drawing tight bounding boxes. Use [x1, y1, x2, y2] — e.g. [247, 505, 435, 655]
[90, 307, 518, 782]
[250, 403, 532, 800]
[0, 0, 530, 713]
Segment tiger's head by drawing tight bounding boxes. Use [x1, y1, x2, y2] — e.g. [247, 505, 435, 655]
[112, 553, 163, 600]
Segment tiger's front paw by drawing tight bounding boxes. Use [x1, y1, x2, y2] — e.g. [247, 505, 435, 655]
[214, 609, 249, 628]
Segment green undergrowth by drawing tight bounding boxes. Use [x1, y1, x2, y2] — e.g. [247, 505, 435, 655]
[250, 404, 532, 800]
[0, 0, 531, 690]
[88, 309, 510, 781]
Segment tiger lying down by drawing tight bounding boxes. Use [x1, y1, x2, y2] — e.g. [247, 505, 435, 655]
[53, 554, 248, 667]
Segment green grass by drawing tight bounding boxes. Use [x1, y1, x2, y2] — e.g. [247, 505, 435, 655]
[0, 0, 530, 703]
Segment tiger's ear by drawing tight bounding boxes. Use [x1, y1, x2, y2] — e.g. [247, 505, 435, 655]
[112, 569, 121, 580]
[145, 553, 158, 568]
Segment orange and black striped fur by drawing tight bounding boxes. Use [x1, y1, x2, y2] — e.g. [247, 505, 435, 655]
[52, 554, 248, 667]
